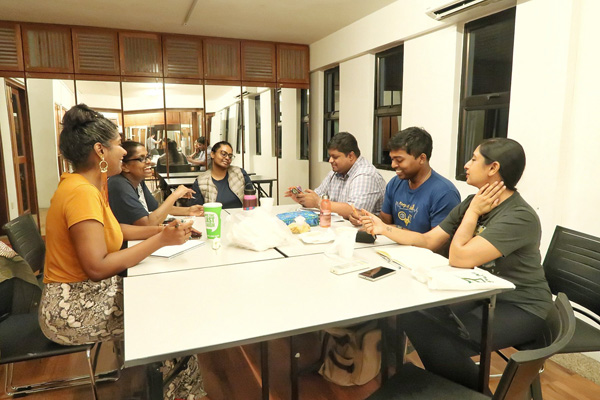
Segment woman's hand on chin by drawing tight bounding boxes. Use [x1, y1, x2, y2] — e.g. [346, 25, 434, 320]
[470, 181, 506, 216]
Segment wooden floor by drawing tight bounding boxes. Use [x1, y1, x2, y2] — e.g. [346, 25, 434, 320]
[3, 332, 600, 400]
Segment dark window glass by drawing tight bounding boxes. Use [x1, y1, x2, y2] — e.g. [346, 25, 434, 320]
[236, 103, 242, 154]
[255, 95, 261, 155]
[276, 89, 282, 159]
[300, 89, 309, 160]
[323, 66, 339, 161]
[456, 7, 515, 180]
[373, 45, 403, 169]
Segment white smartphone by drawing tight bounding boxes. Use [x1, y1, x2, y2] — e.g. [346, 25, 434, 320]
[358, 266, 396, 281]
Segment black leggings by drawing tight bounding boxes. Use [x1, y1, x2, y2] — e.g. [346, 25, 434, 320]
[399, 301, 545, 391]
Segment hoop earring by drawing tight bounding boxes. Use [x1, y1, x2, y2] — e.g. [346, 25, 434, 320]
[99, 156, 109, 204]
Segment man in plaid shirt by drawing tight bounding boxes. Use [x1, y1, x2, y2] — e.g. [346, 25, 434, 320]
[286, 132, 386, 220]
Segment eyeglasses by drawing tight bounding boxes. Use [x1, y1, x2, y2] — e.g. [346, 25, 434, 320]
[219, 150, 235, 160]
[125, 155, 152, 163]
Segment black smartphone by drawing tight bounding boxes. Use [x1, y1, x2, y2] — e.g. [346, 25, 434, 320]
[358, 266, 396, 281]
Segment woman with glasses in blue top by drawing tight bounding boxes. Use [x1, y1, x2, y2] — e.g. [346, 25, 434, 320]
[190, 141, 253, 209]
[108, 141, 204, 226]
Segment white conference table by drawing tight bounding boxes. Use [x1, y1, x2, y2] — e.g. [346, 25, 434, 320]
[124, 245, 512, 399]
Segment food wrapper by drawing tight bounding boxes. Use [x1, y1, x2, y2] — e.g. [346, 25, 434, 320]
[288, 215, 311, 234]
[276, 210, 319, 227]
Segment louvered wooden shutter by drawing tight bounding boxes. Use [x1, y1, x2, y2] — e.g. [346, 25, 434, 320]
[163, 35, 203, 78]
[241, 41, 276, 82]
[277, 44, 309, 85]
[119, 32, 162, 77]
[72, 28, 119, 75]
[22, 24, 73, 73]
[0, 22, 23, 71]
[203, 38, 240, 81]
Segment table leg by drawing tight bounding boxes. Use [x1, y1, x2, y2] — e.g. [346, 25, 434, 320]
[146, 362, 163, 400]
[379, 318, 388, 383]
[261, 342, 270, 400]
[268, 181, 273, 198]
[290, 336, 299, 400]
[396, 317, 407, 372]
[478, 295, 496, 393]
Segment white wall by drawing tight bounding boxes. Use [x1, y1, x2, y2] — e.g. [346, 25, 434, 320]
[278, 88, 309, 205]
[308, 0, 600, 362]
[27, 79, 63, 208]
[0, 78, 19, 219]
[243, 89, 277, 179]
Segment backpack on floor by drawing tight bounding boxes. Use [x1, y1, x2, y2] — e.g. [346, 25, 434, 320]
[318, 320, 382, 386]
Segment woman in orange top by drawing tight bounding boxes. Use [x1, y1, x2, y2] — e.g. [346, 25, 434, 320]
[39, 104, 205, 399]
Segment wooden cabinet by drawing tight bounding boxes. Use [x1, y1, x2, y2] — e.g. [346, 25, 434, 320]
[203, 38, 240, 81]
[119, 32, 162, 77]
[163, 35, 203, 79]
[241, 41, 276, 83]
[72, 28, 119, 75]
[0, 22, 23, 72]
[0, 20, 310, 86]
[277, 44, 309, 86]
[22, 24, 73, 73]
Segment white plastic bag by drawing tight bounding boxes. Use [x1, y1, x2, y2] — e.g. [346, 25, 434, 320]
[226, 208, 297, 251]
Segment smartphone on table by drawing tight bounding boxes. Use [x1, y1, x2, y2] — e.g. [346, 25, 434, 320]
[358, 266, 396, 281]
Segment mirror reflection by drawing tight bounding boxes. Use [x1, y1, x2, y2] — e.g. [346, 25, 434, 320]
[278, 88, 309, 205]
[76, 79, 122, 135]
[204, 84, 243, 169]
[241, 87, 276, 177]
[26, 78, 75, 209]
[164, 83, 204, 161]
[122, 80, 165, 156]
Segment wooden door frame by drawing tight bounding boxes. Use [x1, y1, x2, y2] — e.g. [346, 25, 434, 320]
[0, 123, 9, 234]
[5, 80, 39, 218]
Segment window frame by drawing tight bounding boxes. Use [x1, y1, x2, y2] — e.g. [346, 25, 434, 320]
[300, 88, 309, 160]
[254, 94, 262, 155]
[372, 45, 404, 170]
[455, 7, 516, 180]
[323, 66, 339, 161]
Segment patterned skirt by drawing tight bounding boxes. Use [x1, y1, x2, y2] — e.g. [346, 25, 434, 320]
[39, 276, 205, 399]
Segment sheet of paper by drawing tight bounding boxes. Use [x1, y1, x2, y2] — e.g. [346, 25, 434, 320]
[376, 245, 449, 270]
[129, 240, 205, 258]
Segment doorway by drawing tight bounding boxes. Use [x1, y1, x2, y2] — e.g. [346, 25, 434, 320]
[0, 124, 9, 234]
[5, 79, 38, 217]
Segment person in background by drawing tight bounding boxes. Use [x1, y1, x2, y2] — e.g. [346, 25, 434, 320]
[146, 131, 158, 155]
[158, 139, 188, 166]
[108, 141, 203, 226]
[39, 104, 205, 400]
[187, 137, 212, 171]
[190, 141, 252, 209]
[285, 132, 386, 219]
[368, 127, 460, 232]
[361, 138, 552, 392]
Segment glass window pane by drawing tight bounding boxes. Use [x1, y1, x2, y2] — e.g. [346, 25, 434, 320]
[375, 115, 401, 166]
[467, 11, 515, 96]
[19, 164, 29, 211]
[378, 47, 403, 107]
[459, 107, 509, 169]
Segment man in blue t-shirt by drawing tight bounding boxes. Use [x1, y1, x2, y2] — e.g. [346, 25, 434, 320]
[380, 127, 460, 233]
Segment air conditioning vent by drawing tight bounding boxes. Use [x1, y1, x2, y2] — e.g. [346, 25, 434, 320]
[426, 0, 496, 20]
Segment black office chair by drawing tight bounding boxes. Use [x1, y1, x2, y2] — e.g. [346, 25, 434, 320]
[2, 213, 45, 284]
[366, 293, 576, 400]
[542, 226, 600, 354]
[0, 275, 103, 398]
